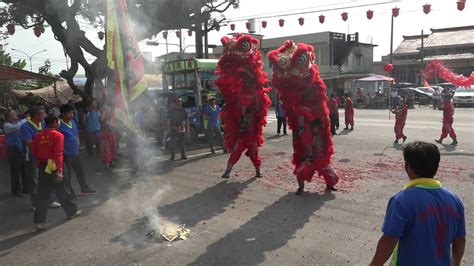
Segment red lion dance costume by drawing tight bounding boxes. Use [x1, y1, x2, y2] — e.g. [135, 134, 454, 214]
[268, 41, 339, 193]
[217, 33, 271, 179]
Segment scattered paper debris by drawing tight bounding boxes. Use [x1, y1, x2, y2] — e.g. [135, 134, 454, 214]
[146, 221, 191, 242]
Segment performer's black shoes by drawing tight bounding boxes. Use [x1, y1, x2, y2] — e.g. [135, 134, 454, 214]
[403, 136, 407, 143]
[255, 172, 262, 178]
[326, 185, 338, 191]
[344, 127, 349, 130]
[393, 140, 399, 144]
[295, 188, 304, 195]
[349, 127, 354, 131]
[435, 139, 442, 144]
[451, 139, 458, 146]
[221, 173, 230, 179]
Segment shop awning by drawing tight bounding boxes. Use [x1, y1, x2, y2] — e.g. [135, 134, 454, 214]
[12, 80, 83, 104]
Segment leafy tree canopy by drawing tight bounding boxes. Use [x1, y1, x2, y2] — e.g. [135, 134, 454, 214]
[0, 0, 238, 99]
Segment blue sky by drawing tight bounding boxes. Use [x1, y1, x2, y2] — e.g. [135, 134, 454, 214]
[2, 0, 473, 75]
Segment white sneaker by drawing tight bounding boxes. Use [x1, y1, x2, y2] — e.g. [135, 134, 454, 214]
[48, 201, 61, 208]
[68, 209, 82, 219]
[35, 223, 47, 231]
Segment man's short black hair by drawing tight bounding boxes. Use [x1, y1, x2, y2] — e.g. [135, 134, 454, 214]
[344, 93, 350, 97]
[29, 106, 44, 117]
[4, 109, 14, 119]
[44, 114, 59, 127]
[330, 93, 335, 98]
[60, 104, 74, 115]
[403, 141, 440, 178]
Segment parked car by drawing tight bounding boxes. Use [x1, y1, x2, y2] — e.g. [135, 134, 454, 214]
[398, 87, 432, 106]
[453, 86, 474, 106]
[436, 83, 457, 94]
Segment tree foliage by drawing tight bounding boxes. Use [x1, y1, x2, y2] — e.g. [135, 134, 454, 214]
[0, 0, 238, 99]
[0, 50, 27, 69]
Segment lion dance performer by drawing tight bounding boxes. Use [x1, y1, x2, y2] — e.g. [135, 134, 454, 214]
[268, 41, 339, 194]
[217, 33, 271, 179]
[435, 94, 458, 145]
[391, 98, 408, 144]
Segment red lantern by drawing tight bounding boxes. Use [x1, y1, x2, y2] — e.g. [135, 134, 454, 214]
[279, 19, 285, 27]
[319, 15, 325, 24]
[392, 7, 400, 17]
[230, 24, 235, 31]
[163, 31, 168, 39]
[33, 26, 41, 37]
[261, 20, 267, 28]
[341, 12, 348, 21]
[298, 17, 305, 26]
[367, 10, 374, 20]
[423, 4, 431, 14]
[98, 31, 105, 40]
[383, 63, 394, 73]
[6, 23, 15, 35]
[457, 1, 465, 11]
[246, 22, 251, 30]
[176, 30, 181, 38]
[188, 30, 192, 37]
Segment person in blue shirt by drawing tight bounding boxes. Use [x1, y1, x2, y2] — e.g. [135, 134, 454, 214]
[275, 99, 287, 136]
[84, 100, 101, 157]
[370, 141, 466, 266]
[20, 106, 60, 209]
[59, 105, 96, 198]
[202, 98, 224, 154]
[3, 109, 27, 196]
[67, 99, 79, 126]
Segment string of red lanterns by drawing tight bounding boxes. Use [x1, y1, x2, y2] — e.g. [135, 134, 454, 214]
[1, 1, 469, 38]
[222, 2, 467, 31]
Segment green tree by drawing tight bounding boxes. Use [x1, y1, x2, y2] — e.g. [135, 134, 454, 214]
[0, 50, 27, 69]
[0, 0, 238, 99]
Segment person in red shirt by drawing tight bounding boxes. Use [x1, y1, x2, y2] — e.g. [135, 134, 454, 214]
[343, 93, 354, 130]
[391, 98, 408, 144]
[435, 95, 458, 145]
[32, 114, 80, 230]
[328, 93, 339, 135]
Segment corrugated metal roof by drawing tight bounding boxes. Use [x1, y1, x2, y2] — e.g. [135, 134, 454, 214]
[394, 26, 474, 55]
[394, 37, 422, 54]
[0, 64, 56, 81]
[424, 26, 474, 48]
[423, 53, 474, 61]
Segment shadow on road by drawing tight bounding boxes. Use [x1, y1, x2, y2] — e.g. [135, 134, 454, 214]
[336, 129, 353, 136]
[373, 144, 404, 156]
[190, 191, 335, 265]
[110, 178, 256, 250]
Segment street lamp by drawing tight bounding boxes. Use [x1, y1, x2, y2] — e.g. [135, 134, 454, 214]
[11, 48, 47, 72]
[146, 41, 216, 54]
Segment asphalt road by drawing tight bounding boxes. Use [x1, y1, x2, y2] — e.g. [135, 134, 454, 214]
[0, 106, 473, 265]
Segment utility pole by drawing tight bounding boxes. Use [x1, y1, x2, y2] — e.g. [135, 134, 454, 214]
[204, 21, 209, 59]
[388, 14, 394, 120]
[421, 30, 425, 86]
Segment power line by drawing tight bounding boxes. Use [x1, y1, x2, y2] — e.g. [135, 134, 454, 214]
[226, 0, 402, 22]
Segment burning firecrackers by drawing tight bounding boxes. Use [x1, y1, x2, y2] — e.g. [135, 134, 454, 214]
[146, 221, 191, 242]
